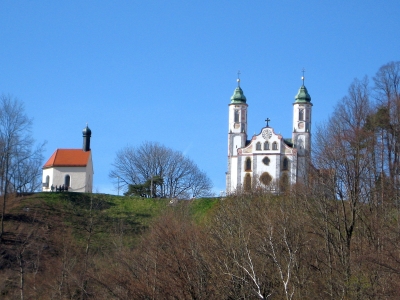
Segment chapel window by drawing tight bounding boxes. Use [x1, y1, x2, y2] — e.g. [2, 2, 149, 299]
[260, 172, 272, 186]
[272, 142, 278, 150]
[264, 141, 269, 150]
[244, 173, 252, 191]
[245, 158, 252, 171]
[256, 142, 261, 150]
[234, 110, 240, 123]
[45, 175, 50, 188]
[283, 157, 289, 170]
[65, 175, 71, 187]
[262, 157, 270, 166]
[299, 108, 304, 121]
[280, 173, 289, 192]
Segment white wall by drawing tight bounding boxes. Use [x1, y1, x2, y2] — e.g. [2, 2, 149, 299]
[42, 165, 93, 192]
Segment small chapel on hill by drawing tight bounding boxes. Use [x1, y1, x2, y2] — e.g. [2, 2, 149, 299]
[226, 75, 312, 193]
[42, 125, 94, 193]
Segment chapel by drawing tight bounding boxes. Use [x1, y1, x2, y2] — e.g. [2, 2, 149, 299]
[226, 76, 312, 193]
[42, 125, 94, 193]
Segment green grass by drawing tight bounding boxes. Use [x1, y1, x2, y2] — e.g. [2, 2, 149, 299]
[9, 192, 220, 249]
[106, 196, 169, 222]
[189, 197, 220, 223]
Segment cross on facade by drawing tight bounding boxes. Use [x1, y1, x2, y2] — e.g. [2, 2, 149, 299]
[265, 118, 270, 127]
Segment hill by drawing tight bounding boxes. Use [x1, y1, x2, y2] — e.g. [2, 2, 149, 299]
[0, 192, 219, 299]
[2, 191, 400, 299]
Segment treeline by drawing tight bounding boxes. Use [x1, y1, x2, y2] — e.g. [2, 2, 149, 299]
[4, 190, 399, 299]
[98, 191, 400, 299]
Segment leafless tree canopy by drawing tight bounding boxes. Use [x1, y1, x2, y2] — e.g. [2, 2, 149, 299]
[0, 94, 45, 239]
[109, 141, 213, 198]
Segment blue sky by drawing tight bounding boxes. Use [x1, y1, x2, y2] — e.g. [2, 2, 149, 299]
[1, 1, 399, 195]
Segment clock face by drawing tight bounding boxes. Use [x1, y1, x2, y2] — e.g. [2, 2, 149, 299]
[262, 128, 272, 140]
[234, 123, 240, 129]
[298, 122, 304, 129]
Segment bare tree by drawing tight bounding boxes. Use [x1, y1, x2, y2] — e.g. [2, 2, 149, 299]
[372, 61, 400, 197]
[109, 141, 213, 198]
[0, 95, 45, 241]
[312, 77, 374, 297]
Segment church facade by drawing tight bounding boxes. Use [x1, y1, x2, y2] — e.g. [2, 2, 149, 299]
[226, 77, 312, 193]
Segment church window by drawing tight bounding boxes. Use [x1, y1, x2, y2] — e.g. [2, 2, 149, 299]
[283, 157, 289, 170]
[65, 175, 71, 187]
[260, 172, 272, 185]
[299, 109, 304, 121]
[264, 141, 269, 150]
[244, 173, 252, 191]
[44, 175, 50, 188]
[234, 110, 239, 123]
[280, 173, 289, 192]
[256, 142, 261, 150]
[272, 142, 278, 150]
[245, 158, 252, 171]
[262, 156, 270, 166]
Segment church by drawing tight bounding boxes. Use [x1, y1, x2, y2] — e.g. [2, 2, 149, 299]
[42, 125, 94, 193]
[226, 76, 312, 193]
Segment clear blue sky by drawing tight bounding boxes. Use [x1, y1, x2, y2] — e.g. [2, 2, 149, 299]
[1, 1, 399, 195]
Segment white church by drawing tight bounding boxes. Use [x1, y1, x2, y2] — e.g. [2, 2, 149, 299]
[42, 125, 94, 193]
[226, 76, 312, 193]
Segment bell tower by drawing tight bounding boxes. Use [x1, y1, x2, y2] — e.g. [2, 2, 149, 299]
[292, 72, 312, 182]
[227, 74, 248, 192]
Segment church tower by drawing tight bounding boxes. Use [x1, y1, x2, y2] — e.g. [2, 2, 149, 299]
[226, 77, 248, 192]
[292, 75, 312, 183]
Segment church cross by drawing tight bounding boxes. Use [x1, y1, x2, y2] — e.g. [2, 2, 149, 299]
[301, 68, 305, 85]
[237, 70, 241, 87]
[265, 118, 270, 127]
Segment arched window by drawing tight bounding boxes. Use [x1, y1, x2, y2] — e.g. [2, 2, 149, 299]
[245, 158, 252, 171]
[272, 142, 278, 150]
[256, 142, 261, 150]
[262, 156, 270, 166]
[264, 141, 269, 150]
[260, 172, 272, 186]
[299, 108, 304, 121]
[244, 173, 252, 191]
[65, 175, 71, 187]
[45, 175, 50, 188]
[283, 157, 289, 170]
[280, 173, 289, 192]
[234, 110, 239, 123]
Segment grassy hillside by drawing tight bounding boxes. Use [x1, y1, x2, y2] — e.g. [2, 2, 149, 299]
[0, 192, 219, 298]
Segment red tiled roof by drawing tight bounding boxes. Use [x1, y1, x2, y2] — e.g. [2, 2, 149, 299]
[43, 149, 91, 168]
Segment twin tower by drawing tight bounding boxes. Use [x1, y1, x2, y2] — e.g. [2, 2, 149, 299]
[226, 77, 312, 193]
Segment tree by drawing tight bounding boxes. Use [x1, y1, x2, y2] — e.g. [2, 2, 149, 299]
[124, 175, 163, 197]
[311, 77, 373, 297]
[372, 61, 400, 197]
[110, 141, 213, 198]
[0, 95, 45, 240]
